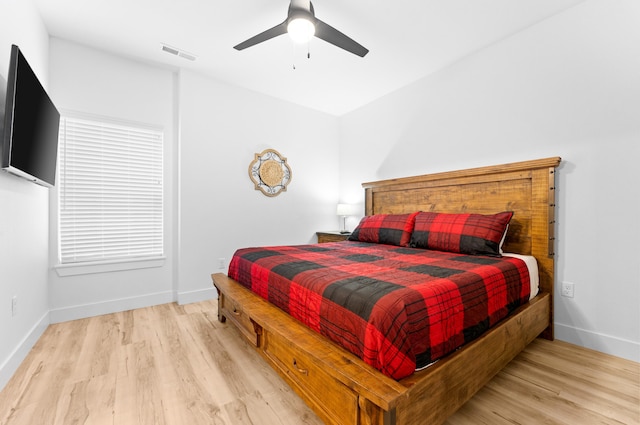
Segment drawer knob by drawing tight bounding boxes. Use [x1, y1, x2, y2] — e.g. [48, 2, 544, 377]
[292, 359, 308, 376]
[232, 307, 241, 316]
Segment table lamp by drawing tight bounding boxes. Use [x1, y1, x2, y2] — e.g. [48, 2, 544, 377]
[336, 203, 358, 233]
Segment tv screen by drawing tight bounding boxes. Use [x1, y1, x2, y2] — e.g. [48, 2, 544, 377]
[1, 44, 60, 187]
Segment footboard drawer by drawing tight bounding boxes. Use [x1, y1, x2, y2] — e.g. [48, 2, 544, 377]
[217, 290, 261, 347]
[262, 331, 359, 425]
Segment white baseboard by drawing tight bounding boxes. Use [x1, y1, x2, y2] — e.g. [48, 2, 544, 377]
[555, 322, 640, 363]
[49, 290, 175, 323]
[176, 287, 216, 305]
[0, 311, 49, 392]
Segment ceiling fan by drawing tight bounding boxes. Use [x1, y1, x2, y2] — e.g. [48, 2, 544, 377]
[233, 0, 369, 57]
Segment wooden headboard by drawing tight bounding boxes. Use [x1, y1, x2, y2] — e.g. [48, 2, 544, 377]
[362, 157, 561, 339]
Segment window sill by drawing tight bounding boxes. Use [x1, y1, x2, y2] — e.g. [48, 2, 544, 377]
[54, 257, 166, 277]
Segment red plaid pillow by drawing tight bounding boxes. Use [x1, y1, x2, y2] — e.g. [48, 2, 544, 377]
[409, 211, 513, 256]
[348, 212, 419, 247]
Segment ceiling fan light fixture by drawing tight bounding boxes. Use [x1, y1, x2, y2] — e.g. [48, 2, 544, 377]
[287, 18, 315, 43]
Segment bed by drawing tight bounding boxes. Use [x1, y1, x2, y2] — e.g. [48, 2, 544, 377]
[211, 157, 560, 425]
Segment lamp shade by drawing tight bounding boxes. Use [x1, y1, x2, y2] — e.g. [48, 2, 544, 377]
[336, 203, 358, 216]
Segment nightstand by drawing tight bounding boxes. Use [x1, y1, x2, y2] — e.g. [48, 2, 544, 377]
[316, 231, 351, 243]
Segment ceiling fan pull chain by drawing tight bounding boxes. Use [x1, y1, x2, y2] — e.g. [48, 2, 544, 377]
[292, 43, 297, 70]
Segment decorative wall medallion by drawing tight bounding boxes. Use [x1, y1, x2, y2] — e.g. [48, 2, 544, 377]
[248, 149, 292, 197]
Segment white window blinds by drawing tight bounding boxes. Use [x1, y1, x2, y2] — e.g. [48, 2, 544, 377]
[58, 116, 164, 264]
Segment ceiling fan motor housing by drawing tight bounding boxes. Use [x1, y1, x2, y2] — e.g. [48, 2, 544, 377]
[288, 0, 315, 22]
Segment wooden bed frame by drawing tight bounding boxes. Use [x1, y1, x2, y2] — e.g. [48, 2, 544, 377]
[212, 157, 561, 425]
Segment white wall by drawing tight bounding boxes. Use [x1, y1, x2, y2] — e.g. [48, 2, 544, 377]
[177, 70, 340, 303]
[0, 0, 51, 390]
[339, 0, 640, 362]
[47, 39, 177, 321]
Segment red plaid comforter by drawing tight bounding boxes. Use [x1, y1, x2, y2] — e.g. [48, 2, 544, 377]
[228, 241, 531, 380]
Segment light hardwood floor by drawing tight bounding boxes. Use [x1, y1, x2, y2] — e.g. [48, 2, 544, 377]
[0, 300, 638, 425]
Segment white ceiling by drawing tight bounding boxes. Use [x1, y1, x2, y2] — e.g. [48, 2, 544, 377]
[34, 0, 585, 116]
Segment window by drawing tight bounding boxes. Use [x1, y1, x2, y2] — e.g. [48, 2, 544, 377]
[57, 115, 164, 265]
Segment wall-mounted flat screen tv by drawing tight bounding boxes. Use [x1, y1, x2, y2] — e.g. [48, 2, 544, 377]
[1, 44, 60, 188]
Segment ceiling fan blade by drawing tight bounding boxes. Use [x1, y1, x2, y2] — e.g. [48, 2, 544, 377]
[314, 19, 368, 57]
[234, 22, 288, 51]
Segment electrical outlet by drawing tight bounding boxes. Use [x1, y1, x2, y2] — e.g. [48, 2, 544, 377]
[218, 258, 226, 269]
[11, 296, 17, 316]
[561, 282, 575, 298]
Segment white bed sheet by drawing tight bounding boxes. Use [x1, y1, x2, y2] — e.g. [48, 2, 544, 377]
[503, 253, 539, 300]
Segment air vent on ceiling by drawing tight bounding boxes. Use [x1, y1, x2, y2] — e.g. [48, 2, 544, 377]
[161, 43, 197, 61]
